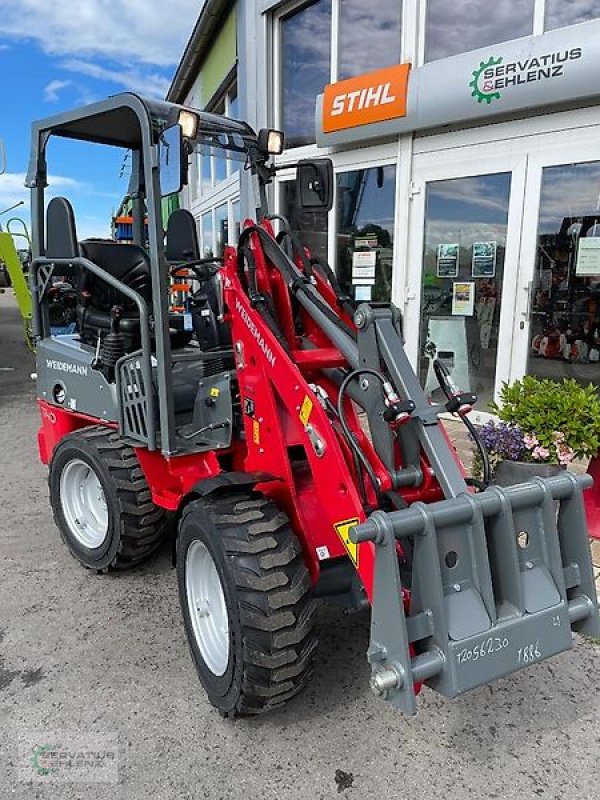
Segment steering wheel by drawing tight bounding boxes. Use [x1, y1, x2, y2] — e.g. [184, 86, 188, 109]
[169, 257, 223, 282]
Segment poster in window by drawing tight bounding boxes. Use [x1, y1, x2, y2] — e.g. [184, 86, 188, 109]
[352, 250, 377, 283]
[576, 238, 600, 276]
[452, 282, 475, 316]
[355, 285, 372, 302]
[471, 241, 497, 278]
[436, 243, 459, 278]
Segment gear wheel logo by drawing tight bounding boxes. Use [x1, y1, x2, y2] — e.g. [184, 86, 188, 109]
[31, 744, 58, 776]
[470, 56, 503, 104]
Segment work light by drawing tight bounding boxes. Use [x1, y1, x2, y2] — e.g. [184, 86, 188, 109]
[258, 128, 284, 156]
[178, 110, 199, 139]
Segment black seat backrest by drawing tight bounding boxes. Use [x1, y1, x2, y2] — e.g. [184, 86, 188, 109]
[166, 208, 200, 263]
[79, 240, 152, 312]
[46, 197, 78, 260]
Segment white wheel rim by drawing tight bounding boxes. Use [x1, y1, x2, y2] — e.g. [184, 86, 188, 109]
[59, 458, 109, 549]
[185, 540, 230, 676]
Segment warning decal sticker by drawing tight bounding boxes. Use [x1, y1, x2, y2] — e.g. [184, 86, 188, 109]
[334, 518, 360, 567]
[299, 395, 313, 426]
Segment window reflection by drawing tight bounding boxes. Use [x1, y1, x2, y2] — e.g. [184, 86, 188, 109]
[528, 162, 600, 387]
[232, 200, 241, 242]
[338, 0, 401, 79]
[426, 0, 534, 62]
[281, 180, 329, 264]
[281, 0, 331, 147]
[215, 204, 229, 256]
[545, 0, 600, 30]
[420, 174, 511, 407]
[202, 212, 214, 258]
[336, 166, 396, 302]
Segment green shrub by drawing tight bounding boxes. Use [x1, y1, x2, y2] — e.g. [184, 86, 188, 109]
[490, 376, 600, 462]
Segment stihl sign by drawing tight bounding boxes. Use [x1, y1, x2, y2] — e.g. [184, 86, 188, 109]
[322, 64, 411, 133]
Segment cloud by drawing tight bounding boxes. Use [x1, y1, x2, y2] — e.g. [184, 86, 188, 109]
[426, 0, 534, 62]
[338, 1, 401, 79]
[0, 0, 198, 67]
[44, 79, 71, 103]
[0, 174, 113, 241]
[545, 1, 599, 31]
[60, 59, 170, 99]
[0, 172, 86, 210]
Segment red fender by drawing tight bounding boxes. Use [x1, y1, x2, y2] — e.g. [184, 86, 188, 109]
[585, 456, 600, 540]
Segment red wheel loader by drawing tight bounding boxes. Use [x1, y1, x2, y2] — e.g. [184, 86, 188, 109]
[28, 94, 600, 716]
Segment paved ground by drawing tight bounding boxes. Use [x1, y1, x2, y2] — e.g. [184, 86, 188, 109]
[1, 291, 599, 800]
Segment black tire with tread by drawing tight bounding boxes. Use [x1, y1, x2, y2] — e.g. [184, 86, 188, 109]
[49, 425, 165, 570]
[177, 491, 318, 716]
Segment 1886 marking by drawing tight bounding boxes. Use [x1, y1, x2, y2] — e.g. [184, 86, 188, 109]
[457, 636, 509, 664]
[517, 641, 542, 664]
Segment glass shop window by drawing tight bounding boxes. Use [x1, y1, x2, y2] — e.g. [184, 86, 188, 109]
[527, 161, 600, 389]
[336, 165, 396, 303]
[338, 0, 402, 80]
[195, 79, 240, 199]
[201, 212, 214, 258]
[425, 0, 534, 62]
[280, 0, 332, 148]
[215, 203, 229, 257]
[545, 1, 600, 31]
[419, 173, 511, 409]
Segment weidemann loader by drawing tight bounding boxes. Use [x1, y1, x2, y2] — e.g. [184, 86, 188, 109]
[27, 93, 600, 716]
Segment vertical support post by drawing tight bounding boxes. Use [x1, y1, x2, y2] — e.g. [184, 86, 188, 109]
[131, 150, 145, 249]
[143, 133, 176, 455]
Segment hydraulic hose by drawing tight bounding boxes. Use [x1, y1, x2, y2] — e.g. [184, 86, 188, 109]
[432, 358, 491, 486]
[337, 368, 395, 508]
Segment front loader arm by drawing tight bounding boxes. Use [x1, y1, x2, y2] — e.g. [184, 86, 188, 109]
[222, 219, 600, 715]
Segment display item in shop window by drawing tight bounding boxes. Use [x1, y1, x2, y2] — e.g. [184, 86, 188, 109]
[531, 321, 600, 362]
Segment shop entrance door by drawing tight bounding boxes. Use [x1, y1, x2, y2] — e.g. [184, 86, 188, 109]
[510, 136, 600, 392]
[405, 145, 528, 419]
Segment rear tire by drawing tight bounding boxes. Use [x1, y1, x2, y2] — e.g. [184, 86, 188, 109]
[177, 491, 317, 716]
[49, 426, 165, 570]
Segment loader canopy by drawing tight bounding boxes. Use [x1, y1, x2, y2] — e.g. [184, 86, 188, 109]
[27, 93, 264, 455]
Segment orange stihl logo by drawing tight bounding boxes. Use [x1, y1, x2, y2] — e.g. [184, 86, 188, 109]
[323, 64, 411, 133]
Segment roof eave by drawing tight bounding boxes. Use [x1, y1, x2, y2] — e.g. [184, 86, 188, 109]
[167, 0, 232, 103]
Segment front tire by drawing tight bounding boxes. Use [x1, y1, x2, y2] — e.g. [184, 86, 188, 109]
[49, 426, 165, 570]
[177, 491, 317, 716]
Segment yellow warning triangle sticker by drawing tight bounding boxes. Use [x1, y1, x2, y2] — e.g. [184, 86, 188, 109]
[334, 518, 360, 567]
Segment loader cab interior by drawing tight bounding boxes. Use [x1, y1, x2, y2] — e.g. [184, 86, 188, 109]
[28, 93, 326, 457]
[28, 94, 267, 454]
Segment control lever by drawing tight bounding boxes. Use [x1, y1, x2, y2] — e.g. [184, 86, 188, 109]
[91, 330, 103, 370]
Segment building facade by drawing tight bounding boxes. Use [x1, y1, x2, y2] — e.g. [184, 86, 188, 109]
[168, 0, 600, 418]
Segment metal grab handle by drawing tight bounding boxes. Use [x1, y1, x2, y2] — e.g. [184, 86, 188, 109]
[31, 255, 156, 450]
[6, 217, 31, 248]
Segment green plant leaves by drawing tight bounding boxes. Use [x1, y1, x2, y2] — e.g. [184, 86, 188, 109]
[492, 377, 600, 460]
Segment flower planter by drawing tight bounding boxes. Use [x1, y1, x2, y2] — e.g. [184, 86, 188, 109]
[493, 459, 565, 488]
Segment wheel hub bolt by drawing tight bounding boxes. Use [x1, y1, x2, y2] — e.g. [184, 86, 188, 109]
[196, 602, 210, 618]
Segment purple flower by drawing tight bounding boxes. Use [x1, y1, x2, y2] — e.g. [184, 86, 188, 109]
[472, 421, 527, 462]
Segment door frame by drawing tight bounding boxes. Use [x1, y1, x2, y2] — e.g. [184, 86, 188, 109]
[405, 143, 529, 421]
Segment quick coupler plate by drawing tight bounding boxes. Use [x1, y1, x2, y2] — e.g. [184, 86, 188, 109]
[351, 472, 600, 713]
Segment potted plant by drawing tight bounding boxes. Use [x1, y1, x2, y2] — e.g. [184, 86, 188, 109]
[474, 377, 600, 486]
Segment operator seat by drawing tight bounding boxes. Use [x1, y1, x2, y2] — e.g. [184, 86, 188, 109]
[77, 238, 152, 350]
[166, 208, 231, 353]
